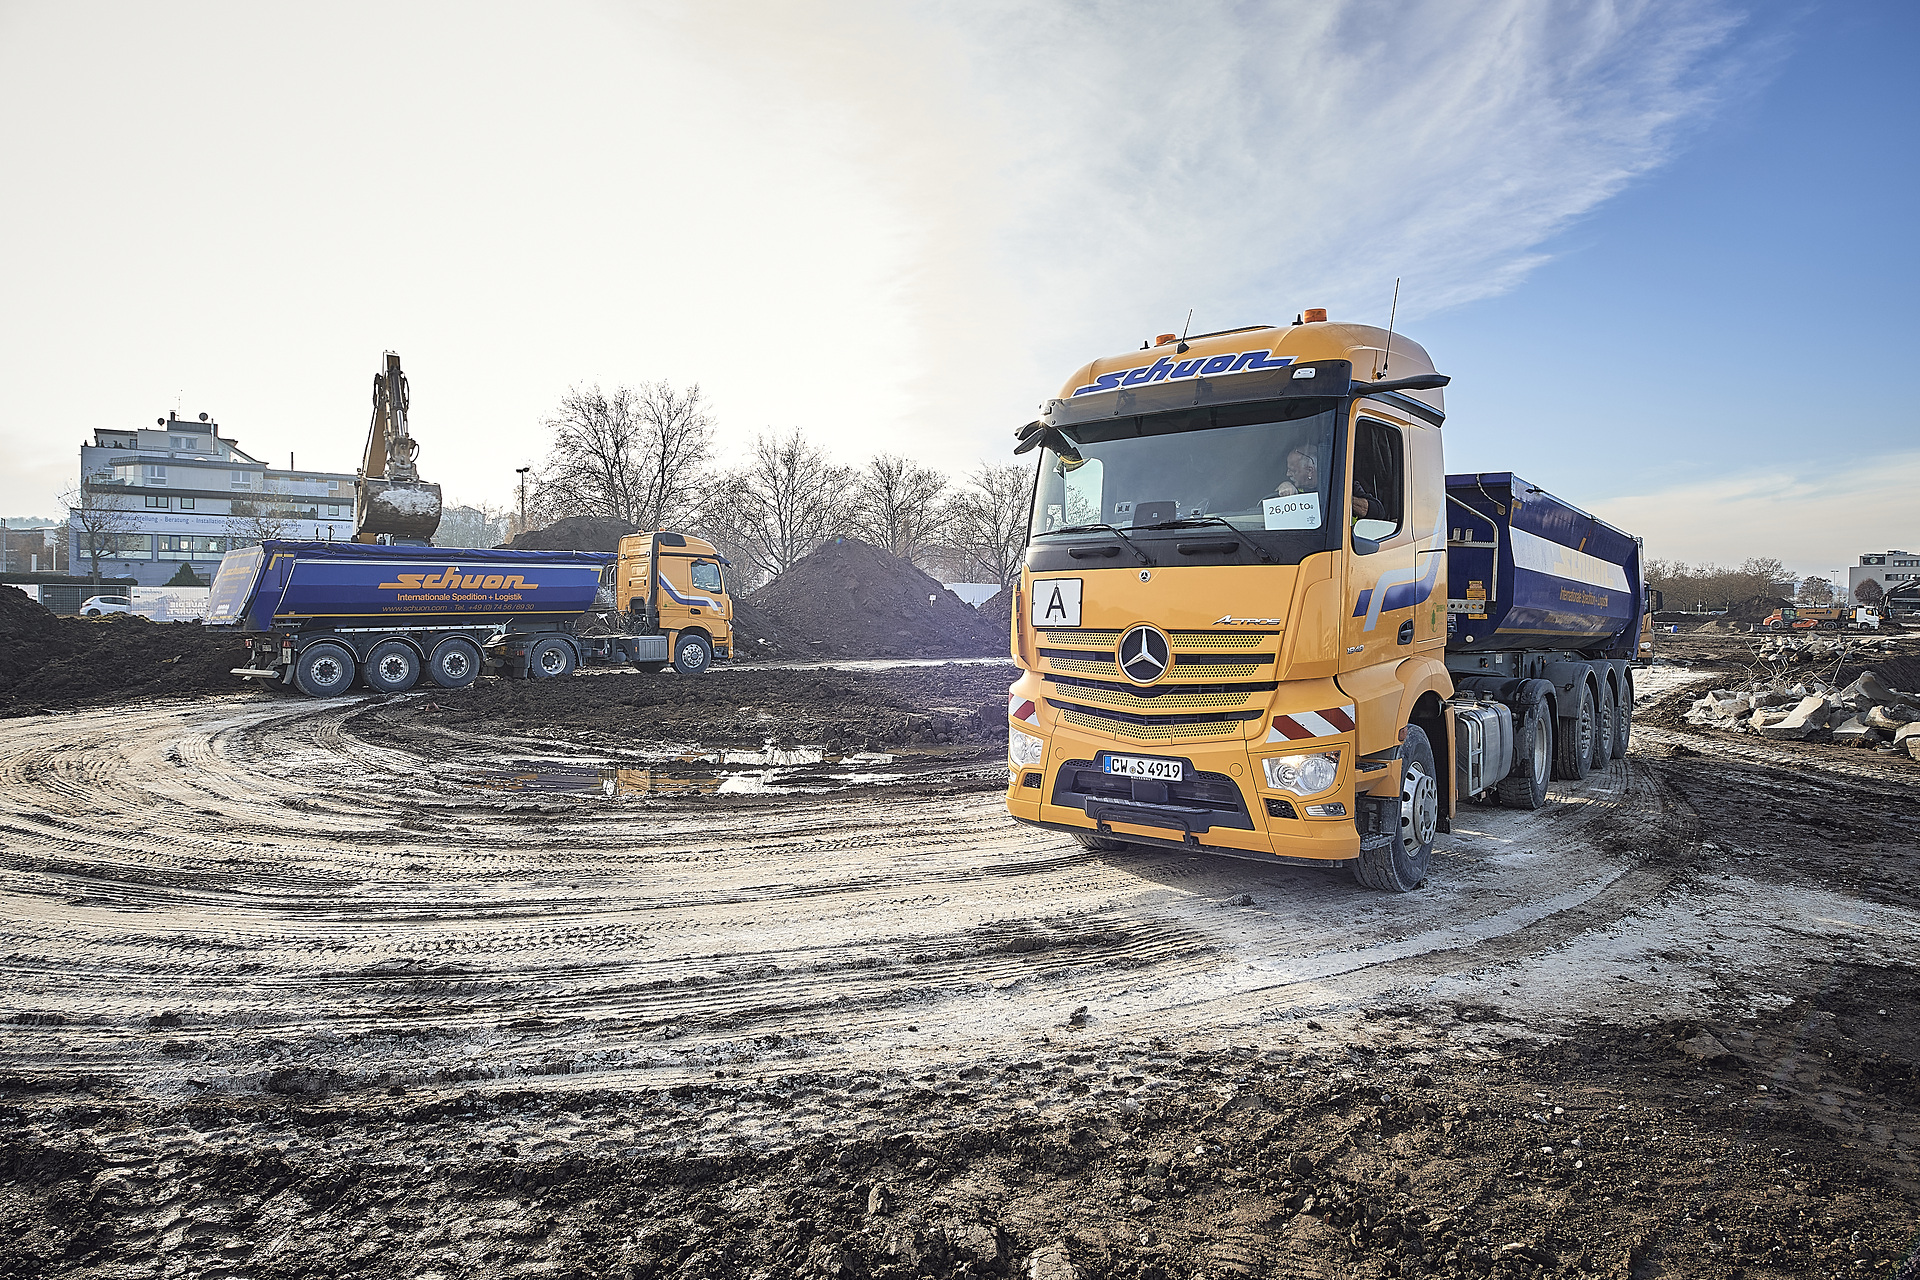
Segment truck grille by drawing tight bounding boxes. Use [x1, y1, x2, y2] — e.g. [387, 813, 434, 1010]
[1034, 629, 1278, 741]
[1054, 704, 1257, 741]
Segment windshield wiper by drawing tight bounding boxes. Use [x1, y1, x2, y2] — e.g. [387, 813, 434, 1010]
[1137, 515, 1275, 562]
[1044, 522, 1155, 565]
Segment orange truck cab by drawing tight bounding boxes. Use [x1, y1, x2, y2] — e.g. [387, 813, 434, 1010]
[613, 532, 735, 674]
[1004, 314, 1646, 892]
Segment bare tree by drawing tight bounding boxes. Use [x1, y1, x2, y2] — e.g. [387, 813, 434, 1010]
[538, 382, 716, 532]
[439, 502, 510, 549]
[846, 454, 948, 565]
[944, 463, 1032, 593]
[1796, 576, 1836, 606]
[61, 487, 139, 585]
[704, 428, 854, 583]
[1855, 579, 1884, 607]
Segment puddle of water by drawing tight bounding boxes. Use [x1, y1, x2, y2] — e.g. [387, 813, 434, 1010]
[458, 741, 919, 799]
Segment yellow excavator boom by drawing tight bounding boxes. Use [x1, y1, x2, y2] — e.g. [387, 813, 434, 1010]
[353, 351, 443, 544]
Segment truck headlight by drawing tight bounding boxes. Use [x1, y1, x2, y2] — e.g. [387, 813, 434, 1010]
[1009, 727, 1045, 768]
[1262, 751, 1339, 796]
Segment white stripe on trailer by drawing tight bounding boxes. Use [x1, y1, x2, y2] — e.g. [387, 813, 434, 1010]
[1509, 527, 1629, 592]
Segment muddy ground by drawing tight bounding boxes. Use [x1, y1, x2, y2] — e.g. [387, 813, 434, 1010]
[2, 659, 1918, 1280]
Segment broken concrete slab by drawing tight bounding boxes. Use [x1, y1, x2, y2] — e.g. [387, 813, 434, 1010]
[1758, 695, 1829, 740]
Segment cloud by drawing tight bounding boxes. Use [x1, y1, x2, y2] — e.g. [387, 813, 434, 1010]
[1588, 451, 1920, 575]
[676, 0, 1757, 441]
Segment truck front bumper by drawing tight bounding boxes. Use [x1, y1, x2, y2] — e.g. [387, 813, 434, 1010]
[1005, 721, 1364, 863]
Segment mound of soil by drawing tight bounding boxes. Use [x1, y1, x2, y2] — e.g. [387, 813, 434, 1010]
[1723, 594, 1795, 623]
[746, 539, 1004, 659]
[499, 515, 638, 552]
[726, 593, 815, 659]
[977, 587, 1013, 640]
[362, 662, 1016, 754]
[0, 589, 248, 717]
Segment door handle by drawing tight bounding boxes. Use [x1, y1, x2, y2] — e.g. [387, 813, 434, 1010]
[1397, 620, 1415, 645]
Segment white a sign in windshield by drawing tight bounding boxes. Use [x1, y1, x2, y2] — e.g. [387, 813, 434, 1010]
[1031, 577, 1083, 628]
[1264, 492, 1322, 530]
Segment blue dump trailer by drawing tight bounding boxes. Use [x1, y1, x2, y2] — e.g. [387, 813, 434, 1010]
[208, 541, 672, 697]
[1441, 473, 1645, 805]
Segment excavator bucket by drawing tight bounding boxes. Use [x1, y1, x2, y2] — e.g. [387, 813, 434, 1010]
[355, 478, 443, 543]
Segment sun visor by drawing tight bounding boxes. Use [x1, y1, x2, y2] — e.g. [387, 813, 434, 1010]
[1042, 359, 1353, 429]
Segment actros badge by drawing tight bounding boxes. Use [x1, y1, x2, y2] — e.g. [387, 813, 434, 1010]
[1116, 624, 1171, 685]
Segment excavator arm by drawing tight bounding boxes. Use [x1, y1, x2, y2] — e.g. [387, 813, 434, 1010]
[353, 351, 443, 544]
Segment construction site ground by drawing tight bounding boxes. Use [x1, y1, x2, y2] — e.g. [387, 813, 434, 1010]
[3, 632, 1919, 1280]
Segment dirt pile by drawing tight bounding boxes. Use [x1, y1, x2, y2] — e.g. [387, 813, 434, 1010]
[499, 515, 638, 552]
[1722, 594, 1795, 623]
[0, 590, 248, 716]
[746, 539, 1004, 658]
[357, 662, 1015, 754]
[977, 586, 1013, 641]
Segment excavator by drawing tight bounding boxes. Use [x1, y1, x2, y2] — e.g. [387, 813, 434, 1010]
[353, 351, 443, 544]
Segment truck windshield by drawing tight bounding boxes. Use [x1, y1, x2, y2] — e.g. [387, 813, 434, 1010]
[206, 544, 264, 624]
[1030, 404, 1341, 552]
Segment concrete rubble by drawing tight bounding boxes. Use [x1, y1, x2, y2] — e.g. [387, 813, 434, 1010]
[1688, 662, 1920, 757]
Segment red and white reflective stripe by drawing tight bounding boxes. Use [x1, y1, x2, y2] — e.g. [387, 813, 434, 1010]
[1266, 704, 1355, 742]
[1008, 695, 1039, 725]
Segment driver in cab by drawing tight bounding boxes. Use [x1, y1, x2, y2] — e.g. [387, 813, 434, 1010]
[1274, 447, 1375, 520]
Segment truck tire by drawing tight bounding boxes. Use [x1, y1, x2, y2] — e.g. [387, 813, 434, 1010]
[672, 633, 712, 675]
[428, 638, 482, 690]
[1497, 696, 1551, 810]
[1352, 725, 1438, 893]
[1611, 672, 1633, 759]
[1553, 682, 1596, 781]
[1591, 680, 1616, 773]
[527, 637, 577, 680]
[292, 641, 356, 698]
[364, 640, 422, 693]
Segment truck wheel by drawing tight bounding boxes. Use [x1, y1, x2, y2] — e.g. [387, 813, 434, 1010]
[292, 641, 356, 698]
[1611, 673, 1633, 759]
[1553, 683, 1596, 781]
[364, 640, 422, 693]
[1590, 681, 1616, 773]
[672, 633, 712, 675]
[1497, 696, 1551, 810]
[1352, 725, 1438, 893]
[527, 637, 577, 680]
[428, 638, 482, 690]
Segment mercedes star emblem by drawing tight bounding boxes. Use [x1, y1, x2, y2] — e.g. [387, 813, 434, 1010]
[1117, 624, 1171, 685]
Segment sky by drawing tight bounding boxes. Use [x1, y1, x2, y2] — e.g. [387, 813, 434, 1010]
[0, 0, 1913, 577]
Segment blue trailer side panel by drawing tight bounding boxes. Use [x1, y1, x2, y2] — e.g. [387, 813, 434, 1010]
[206, 541, 611, 632]
[1445, 473, 1641, 657]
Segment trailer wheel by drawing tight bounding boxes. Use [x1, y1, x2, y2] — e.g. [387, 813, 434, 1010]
[1352, 725, 1437, 893]
[364, 640, 422, 693]
[428, 638, 482, 690]
[292, 641, 356, 698]
[527, 637, 577, 680]
[1611, 672, 1633, 759]
[1592, 681, 1618, 772]
[1553, 682, 1596, 781]
[672, 633, 712, 675]
[1497, 695, 1551, 809]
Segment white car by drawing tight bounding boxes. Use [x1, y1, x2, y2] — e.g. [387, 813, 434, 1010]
[80, 595, 134, 617]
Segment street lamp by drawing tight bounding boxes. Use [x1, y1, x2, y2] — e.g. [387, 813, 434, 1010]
[515, 466, 531, 533]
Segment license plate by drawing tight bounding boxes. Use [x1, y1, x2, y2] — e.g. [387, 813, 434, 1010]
[1103, 754, 1184, 781]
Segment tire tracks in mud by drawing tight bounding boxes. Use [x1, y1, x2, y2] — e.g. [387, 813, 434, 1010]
[0, 690, 1895, 1107]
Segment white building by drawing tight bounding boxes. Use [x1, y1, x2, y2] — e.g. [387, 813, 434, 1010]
[72, 411, 357, 587]
[1847, 550, 1920, 604]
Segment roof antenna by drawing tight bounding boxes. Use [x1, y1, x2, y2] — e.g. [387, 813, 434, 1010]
[1376, 278, 1401, 380]
[1176, 308, 1194, 353]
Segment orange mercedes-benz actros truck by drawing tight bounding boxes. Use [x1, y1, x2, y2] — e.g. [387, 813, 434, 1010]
[1003, 313, 1645, 891]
